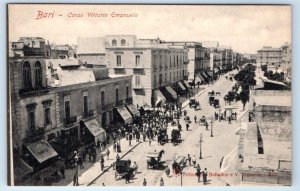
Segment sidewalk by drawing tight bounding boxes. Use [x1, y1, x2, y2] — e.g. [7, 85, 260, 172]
[53, 137, 141, 186]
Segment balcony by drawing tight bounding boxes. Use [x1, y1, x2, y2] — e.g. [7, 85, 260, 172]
[63, 115, 77, 128]
[133, 64, 144, 70]
[184, 60, 189, 65]
[19, 87, 49, 98]
[24, 126, 45, 142]
[132, 84, 144, 89]
[82, 110, 95, 119]
[116, 100, 125, 106]
[114, 65, 125, 69]
[126, 97, 133, 104]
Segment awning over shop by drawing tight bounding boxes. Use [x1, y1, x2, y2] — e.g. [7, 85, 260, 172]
[178, 82, 187, 91]
[201, 72, 208, 79]
[165, 86, 177, 100]
[197, 74, 205, 82]
[116, 106, 133, 124]
[126, 104, 140, 117]
[183, 80, 191, 89]
[84, 118, 106, 143]
[208, 71, 213, 77]
[194, 75, 202, 84]
[237, 87, 242, 94]
[26, 140, 58, 164]
[154, 89, 166, 105]
[214, 68, 219, 73]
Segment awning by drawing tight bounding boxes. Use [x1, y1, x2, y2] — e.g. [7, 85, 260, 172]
[126, 104, 140, 117]
[200, 72, 208, 79]
[154, 90, 166, 105]
[116, 106, 133, 124]
[194, 75, 202, 84]
[214, 68, 219, 73]
[26, 140, 58, 163]
[84, 118, 105, 137]
[208, 71, 213, 77]
[237, 87, 242, 94]
[183, 80, 191, 89]
[165, 86, 177, 100]
[197, 74, 205, 82]
[178, 82, 187, 91]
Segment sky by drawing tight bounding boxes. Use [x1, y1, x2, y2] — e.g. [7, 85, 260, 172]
[8, 4, 291, 54]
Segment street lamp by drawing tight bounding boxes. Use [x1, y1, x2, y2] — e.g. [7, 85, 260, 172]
[199, 133, 203, 159]
[210, 117, 214, 137]
[180, 165, 183, 186]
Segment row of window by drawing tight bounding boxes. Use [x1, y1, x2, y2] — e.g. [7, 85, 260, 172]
[112, 39, 127, 47]
[23, 61, 43, 89]
[153, 70, 185, 86]
[63, 86, 130, 121]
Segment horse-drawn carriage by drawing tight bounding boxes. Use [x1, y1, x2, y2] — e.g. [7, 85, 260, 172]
[189, 98, 196, 108]
[158, 128, 168, 144]
[199, 116, 207, 126]
[146, 150, 165, 169]
[213, 97, 220, 108]
[114, 160, 136, 180]
[172, 156, 187, 174]
[171, 129, 181, 145]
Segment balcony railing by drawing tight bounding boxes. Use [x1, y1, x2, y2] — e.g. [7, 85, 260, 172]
[133, 64, 144, 69]
[114, 65, 125, 69]
[133, 84, 144, 89]
[126, 97, 133, 104]
[82, 110, 95, 119]
[24, 126, 45, 142]
[64, 115, 77, 128]
[19, 87, 49, 98]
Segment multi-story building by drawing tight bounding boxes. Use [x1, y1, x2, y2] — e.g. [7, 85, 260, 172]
[105, 36, 189, 107]
[9, 37, 134, 183]
[76, 37, 108, 65]
[257, 46, 282, 72]
[163, 42, 202, 86]
[45, 43, 76, 59]
[209, 48, 222, 75]
[9, 37, 58, 182]
[280, 43, 292, 82]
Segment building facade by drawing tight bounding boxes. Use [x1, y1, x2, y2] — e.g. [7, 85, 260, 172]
[257, 46, 282, 72]
[106, 36, 188, 107]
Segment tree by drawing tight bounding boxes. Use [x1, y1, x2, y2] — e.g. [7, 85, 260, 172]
[240, 90, 249, 111]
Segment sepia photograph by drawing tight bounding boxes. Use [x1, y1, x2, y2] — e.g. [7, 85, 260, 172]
[7, 4, 292, 186]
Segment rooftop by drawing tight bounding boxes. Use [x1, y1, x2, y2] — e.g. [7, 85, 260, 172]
[77, 37, 107, 54]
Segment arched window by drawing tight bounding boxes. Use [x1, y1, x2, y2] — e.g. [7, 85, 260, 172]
[112, 39, 117, 46]
[23, 61, 32, 89]
[34, 61, 42, 87]
[121, 39, 126, 46]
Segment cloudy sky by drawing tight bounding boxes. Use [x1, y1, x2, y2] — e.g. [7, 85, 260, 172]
[8, 4, 291, 54]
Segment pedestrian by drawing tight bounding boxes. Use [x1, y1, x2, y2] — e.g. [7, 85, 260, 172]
[129, 133, 132, 146]
[60, 165, 65, 179]
[143, 178, 147, 186]
[184, 110, 187, 117]
[220, 157, 224, 169]
[143, 132, 146, 142]
[165, 166, 170, 177]
[196, 164, 201, 182]
[192, 155, 196, 167]
[113, 143, 116, 153]
[203, 168, 208, 185]
[186, 123, 189, 131]
[73, 171, 78, 186]
[102, 183, 105, 186]
[125, 169, 130, 184]
[228, 116, 232, 124]
[106, 148, 110, 160]
[88, 150, 92, 162]
[116, 154, 120, 162]
[205, 121, 209, 130]
[160, 177, 164, 186]
[100, 156, 105, 171]
[187, 154, 191, 166]
[194, 115, 197, 123]
[78, 155, 84, 169]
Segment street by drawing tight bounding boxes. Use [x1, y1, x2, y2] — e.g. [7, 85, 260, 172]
[76, 71, 245, 186]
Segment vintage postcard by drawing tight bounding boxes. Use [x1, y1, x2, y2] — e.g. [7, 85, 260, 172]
[7, 4, 292, 186]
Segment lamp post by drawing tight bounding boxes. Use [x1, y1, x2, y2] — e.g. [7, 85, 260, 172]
[199, 133, 203, 159]
[210, 118, 214, 137]
[180, 165, 183, 186]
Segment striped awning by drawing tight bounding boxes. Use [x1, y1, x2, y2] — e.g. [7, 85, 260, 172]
[178, 82, 187, 91]
[154, 90, 166, 105]
[183, 80, 191, 89]
[214, 68, 219, 73]
[195, 75, 202, 83]
[27, 140, 58, 164]
[165, 86, 177, 100]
